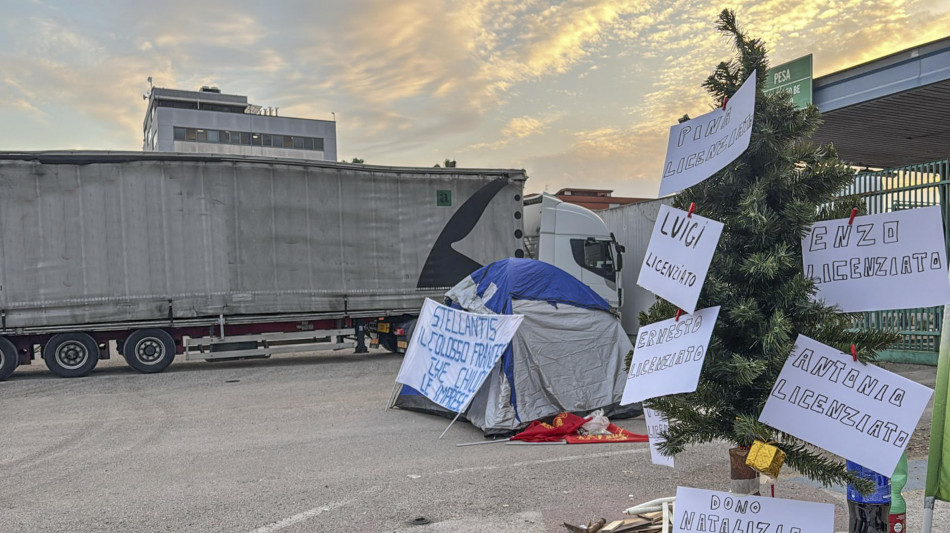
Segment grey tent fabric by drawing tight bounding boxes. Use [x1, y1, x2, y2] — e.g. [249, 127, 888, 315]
[464, 299, 633, 433]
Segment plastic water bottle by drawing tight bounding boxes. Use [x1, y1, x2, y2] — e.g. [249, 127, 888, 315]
[847, 460, 890, 533]
[889, 453, 907, 533]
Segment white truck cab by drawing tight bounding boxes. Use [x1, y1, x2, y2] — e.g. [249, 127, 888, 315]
[522, 193, 624, 309]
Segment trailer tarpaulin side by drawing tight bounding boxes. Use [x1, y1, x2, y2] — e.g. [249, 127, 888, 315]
[0, 153, 526, 329]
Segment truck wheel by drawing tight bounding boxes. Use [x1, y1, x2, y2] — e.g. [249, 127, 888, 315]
[123, 329, 176, 374]
[0, 337, 18, 381]
[43, 333, 99, 378]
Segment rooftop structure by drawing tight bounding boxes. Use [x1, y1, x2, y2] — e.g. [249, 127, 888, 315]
[142, 86, 337, 161]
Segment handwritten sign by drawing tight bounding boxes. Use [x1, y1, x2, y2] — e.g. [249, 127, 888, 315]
[644, 407, 674, 467]
[673, 486, 833, 533]
[658, 71, 756, 197]
[621, 306, 720, 404]
[759, 335, 933, 475]
[395, 299, 523, 412]
[802, 206, 950, 312]
[638, 204, 724, 313]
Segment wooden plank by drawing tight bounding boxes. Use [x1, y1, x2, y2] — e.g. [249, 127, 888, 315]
[601, 517, 652, 532]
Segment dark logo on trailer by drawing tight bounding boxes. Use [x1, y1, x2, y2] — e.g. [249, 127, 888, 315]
[417, 178, 508, 288]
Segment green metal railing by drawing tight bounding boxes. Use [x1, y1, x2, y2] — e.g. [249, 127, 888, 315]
[846, 158, 950, 364]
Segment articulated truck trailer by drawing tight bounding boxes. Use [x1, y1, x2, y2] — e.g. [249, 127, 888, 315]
[0, 152, 622, 379]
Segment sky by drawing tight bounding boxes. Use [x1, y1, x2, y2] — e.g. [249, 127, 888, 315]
[1, 1, 949, 198]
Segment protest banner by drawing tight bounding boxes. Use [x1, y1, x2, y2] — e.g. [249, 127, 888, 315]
[658, 70, 756, 197]
[395, 299, 523, 412]
[637, 204, 724, 313]
[759, 334, 934, 475]
[644, 407, 674, 467]
[673, 486, 833, 533]
[621, 306, 720, 404]
[802, 205, 950, 312]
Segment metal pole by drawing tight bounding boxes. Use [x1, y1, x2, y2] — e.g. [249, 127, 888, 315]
[456, 439, 509, 447]
[922, 496, 934, 533]
[438, 412, 462, 439]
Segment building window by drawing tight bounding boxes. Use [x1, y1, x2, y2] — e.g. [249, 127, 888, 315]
[158, 100, 198, 111]
[172, 127, 324, 152]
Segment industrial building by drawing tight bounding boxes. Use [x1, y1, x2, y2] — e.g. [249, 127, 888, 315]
[142, 86, 337, 161]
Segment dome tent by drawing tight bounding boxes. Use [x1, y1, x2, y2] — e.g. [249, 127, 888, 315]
[392, 258, 635, 435]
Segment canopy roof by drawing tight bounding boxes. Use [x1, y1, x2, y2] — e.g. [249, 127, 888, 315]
[812, 36, 950, 169]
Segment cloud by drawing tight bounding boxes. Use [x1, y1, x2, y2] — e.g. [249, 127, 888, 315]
[12, 98, 47, 119]
[517, 123, 666, 197]
[0, 13, 175, 146]
[150, 11, 266, 49]
[466, 114, 551, 151]
[279, 0, 645, 155]
[504, 116, 546, 139]
[1, 0, 949, 196]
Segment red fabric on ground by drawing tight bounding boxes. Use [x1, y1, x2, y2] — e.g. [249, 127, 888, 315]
[564, 423, 649, 444]
[509, 413, 588, 442]
[510, 413, 649, 444]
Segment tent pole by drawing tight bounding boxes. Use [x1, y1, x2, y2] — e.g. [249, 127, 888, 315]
[386, 382, 401, 409]
[456, 439, 510, 447]
[439, 412, 463, 439]
[923, 496, 935, 533]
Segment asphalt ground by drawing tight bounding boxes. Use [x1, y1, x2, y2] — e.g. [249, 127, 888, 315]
[0, 350, 944, 532]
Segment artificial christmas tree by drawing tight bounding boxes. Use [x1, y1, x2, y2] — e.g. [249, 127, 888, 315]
[638, 9, 900, 493]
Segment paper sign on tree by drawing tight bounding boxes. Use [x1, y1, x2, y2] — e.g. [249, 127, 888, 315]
[395, 299, 523, 413]
[644, 407, 674, 468]
[673, 487, 833, 533]
[637, 204, 724, 313]
[759, 334, 933, 475]
[802, 205, 950, 312]
[621, 306, 720, 404]
[658, 70, 756, 197]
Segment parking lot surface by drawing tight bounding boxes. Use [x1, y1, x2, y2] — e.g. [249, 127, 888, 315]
[2, 350, 865, 531]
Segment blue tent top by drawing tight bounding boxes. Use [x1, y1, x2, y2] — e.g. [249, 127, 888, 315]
[464, 258, 610, 315]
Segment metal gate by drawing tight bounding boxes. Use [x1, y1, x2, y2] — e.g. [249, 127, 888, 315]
[846, 158, 950, 364]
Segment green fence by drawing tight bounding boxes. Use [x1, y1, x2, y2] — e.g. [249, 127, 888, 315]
[847, 158, 950, 364]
